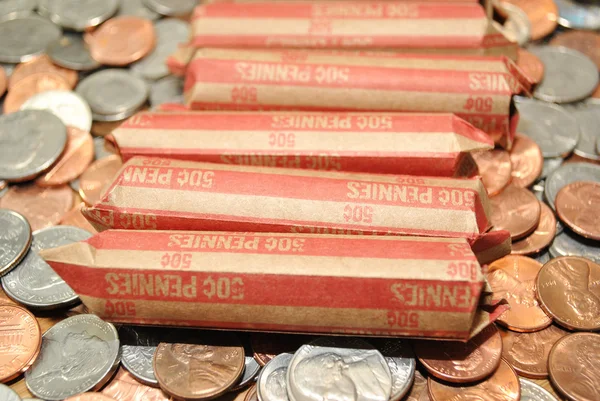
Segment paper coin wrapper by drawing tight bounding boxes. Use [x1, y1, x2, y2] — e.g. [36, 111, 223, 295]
[110, 111, 492, 177]
[40, 230, 508, 340]
[184, 49, 531, 149]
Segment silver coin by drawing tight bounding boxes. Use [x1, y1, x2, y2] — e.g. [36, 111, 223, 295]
[76, 69, 149, 116]
[0, 384, 21, 401]
[563, 100, 600, 161]
[37, 0, 118, 31]
[121, 345, 157, 386]
[0, 182, 9, 198]
[0, 14, 61, 63]
[233, 356, 261, 391]
[516, 100, 579, 158]
[530, 46, 598, 103]
[118, 0, 160, 20]
[550, 228, 600, 263]
[544, 162, 600, 210]
[150, 75, 184, 107]
[20, 90, 92, 132]
[0, 209, 31, 276]
[373, 339, 415, 401]
[46, 33, 101, 71]
[91, 105, 142, 123]
[495, 2, 530, 46]
[68, 178, 80, 192]
[0, 0, 36, 18]
[257, 353, 293, 401]
[0, 110, 67, 182]
[1, 225, 91, 309]
[94, 136, 114, 160]
[287, 338, 392, 401]
[25, 314, 120, 400]
[555, 0, 600, 30]
[143, 0, 197, 16]
[519, 378, 558, 401]
[533, 249, 551, 265]
[540, 158, 563, 181]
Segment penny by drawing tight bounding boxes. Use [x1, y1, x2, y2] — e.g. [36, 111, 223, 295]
[545, 162, 600, 211]
[245, 384, 258, 401]
[500, 325, 568, 379]
[428, 359, 519, 401]
[47, 34, 101, 72]
[86, 17, 156, 66]
[490, 185, 541, 240]
[549, 333, 600, 401]
[550, 228, 600, 264]
[154, 333, 245, 400]
[556, 181, 600, 240]
[143, 0, 197, 17]
[37, 0, 119, 31]
[91, 119, 125, 137]
[250, 333, 310, 367]
[519, 378, 559, 401]
[65, 393, 118, 401]
[473, 149, 512, 196]
[10, 55, 78, 89]
[1, 225, 92, 310]
[550, 31, 600, 70]
[494, 2, 531, 46]
[537, 256, 600, 331]
[563, 100, 600, 161]
[488, 255, 552, 332]
[554, 0, 600, 30]
[402, 370, 429, 401]
[509, 134, 543, 188]
[0, 304, 41, 382]
[79, 155, 122, 205]
[502, 0, 557, 40]
[4, 72, 71, 114]
[0, 209, 31, 276]
[414, 325, 501, 383]
[0, 65, 6, 97]
[20, 90, 92, 132]
[516, 49, 544, 86]
[372, 339, 415, 401]
[0, 15, 61, 63]
[256, 353, 292, 401]
[0, 384, 21, 401]
[118, 0, 161, 20]
[59, 204, 98, 234]
[512, 202, 556, 255]
[0, 184, 73, 231]
[232, 356, 262, 391]
[102, 368, 170, 401]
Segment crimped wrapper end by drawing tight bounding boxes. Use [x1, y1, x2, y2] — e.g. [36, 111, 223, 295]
[451, 115, 494, 152]
[39, 241, 96, 274]
[468, 300, 510, 339]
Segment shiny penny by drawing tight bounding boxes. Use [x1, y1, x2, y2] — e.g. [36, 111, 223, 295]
[517, 49, 544, 86]
[488, 255, 552, 332]
[500, 325, 568, 379]
[473, 149, 512, 196]
[10, 55, 78, 89]
[79, 155, 123, 206]
[102, 368, 170, 401]
[428, 359, 520, 401]
[550, 30, 600, 70]
[250, 333, 311, 366]
[4, 72, 71, 114]
[555, 181, 600, 241]
[502, 0, 558, 40]
[536, 256, 600, 331]
[511, 203, 556, 256]
[509, 134, 543, 188]
[414, 325, 502, 383]
[548, 333, 600, 401]
[490, 185, 541, 240]
[0, 305, 41, 383]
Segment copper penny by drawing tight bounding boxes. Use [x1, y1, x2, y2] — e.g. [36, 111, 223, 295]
[0, 65, 6, 98]
[500, 325, 568, 379]
[512, 202, 556, 255]
[85, 17, 156, 66]
[428, 359, 520, 401]
[79, 155, 123, 205]
[536, 256, 600, 331]
[549, 333, 600, 401]
[488, 255, 552, 332]
[0, 184, 73, 231]
[64, 394, 116, 401]
[102, 368, 171, 401]
[60, 203, 98, 234]
[509, 134, 543, 188]
[473, 149, 512, 196]
[403, 370, 430, 401]
[517, 49, 545, 86]
[153, 333, 245, 400]
[0, 305, 41, 383]
[250, 333, 311, 366]
[550, 31, 600, 70]
[9, 55, 78, 89]
[35, 126, 95, 187]
[4, 72, 70, 114]
[502, 0, 558, 41]
[244, 384, 258, 401]
[555, 181, 600, 241]
[490, 185, 541, 240]
[414, 325, 502, 383]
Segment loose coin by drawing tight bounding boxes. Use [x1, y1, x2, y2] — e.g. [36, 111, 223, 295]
[143, 0, 197, 16]
[0, 110, 67, 182]
[502, 0, 558, 40]
[473, 149, 512, 196]
[495, 2, 531, 46]
[550, 228, 600, 263]
[250, 333, 311, 367]
[550, 30, 600, 69]
[65, 393, 117, 401]
[20, 90, 92, 132]
[101, 368, 170, 400]
[428, 359, 519, 401]
[0, 304, 41, 382]
[79, 155, 122, 205]
[414, 325, 501, 383]
[563, 100, 600, 161]
[9, 55, 78, 89]
[245, 384, 258, 401]
[511, 202, 556, 255]
[372, 339, 415, 401]
[488, 255, 552, 331]
[0, 384, 21, 401]
[500, 325, 568, 379]
[38, 0, 119, 31]
[121, 344, 158, 386]
[519, 378, 559, 401]
[545, 162, 600, 210]
[232, 356, 262, 391]
[0, 65, 6, 97]
[509, 134, 543, 188]
[0, 0, 36, 18]
[554, 0, 600, 30]
[0, 15, 61, 63]
[25, 314, 120, 400]
[401, 370, 429, 401]
[118, 0, 161, 20]
[4, 72, 71, 114]
[556, 181, 600, 240]
[516, 49, 544, 86]
[540, 157, 563, 181]
[1, 225, 92, 309]
[256, 353, 292, 401]
[0, 209, 31, 276]
[47, 34, 102, 72]
[490, 185, 541, 240]
[536, 256, 600, 331]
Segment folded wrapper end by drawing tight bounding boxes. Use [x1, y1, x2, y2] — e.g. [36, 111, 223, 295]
[167, 44, 196, 77]
[468, 299, 510, 340]
[469, 229, 511, 266]
[451, 115, 494, 153]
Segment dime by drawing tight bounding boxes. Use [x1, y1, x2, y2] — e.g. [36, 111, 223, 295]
[59, 204, 97, 234]
[20, 90, 92, 133]
[519, 378, 559, 401]
[472, 149, 512, 196]
[0, 209, 31, 276]
[0, 304, 41, 382]
[500, 325, 568, 379]
[545, 162, 600, 210]
[250, 333, 311, 367]
[0, 15, 61, 63]
[121, 345, 158, 387]
[550, 228, 600, 263]
[490, 185, 541, 240]
[10, 55, 78, 89]
[556, 181, 600, 240]
[25, 314, 120, 400]
[536, 256, 600, 331]
[0, 0, 36, 18]
[495, 2, 531, 46]
[118, 0, 161, 20]
[550, 30, 600, 70]
[402, 370, 429, 401]
[256, 353, 292, 401]
[562, 100, 600, 161]
[4, 72, 71, 114]
[502, 0, 557, 40]
[488, 255, 552, 332]
[38, 0, 119, 31]
[516, 49, 544, 86]
[47, 34, 101, 72]
[143, 0, 197, 16]
[0, 384, 21, 401]
[509, 134, 543, 188]
[102, 368, 170, 401]
[511, 202, 556, 255]
[150, 76, 184, 107]
[554, 0, 600, 30]
[232, 356, 261, 391]
[79, 155, 123, 205]
[372, 339, 415, 401]
[414, 325, 501, 383]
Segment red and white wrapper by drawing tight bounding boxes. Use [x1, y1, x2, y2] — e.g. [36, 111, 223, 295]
[111, 111, 492, 176]
[184, 49, 531, 148]
[167, 43, 196, 77]
[190, 2, 515, 58]
[40, 230, 507, 339]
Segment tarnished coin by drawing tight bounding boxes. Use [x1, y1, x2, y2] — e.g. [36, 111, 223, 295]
[509, 134, 543, 188]
[256, 353, 292, 401]
[0, 0, 36, 18]
[550, 228, 600, 263]
[490, 185, 541, 240]
[79, 155, 123, 205]
[232, 356, 262, 391]
[495, 2, 531, 46]
[0, 384, 21, 401]
[512, 202, 556, 256]
[0, 110, 67, 182]
[287, 338, 392, 401]
[502, 0, 557, 40]
[554, 0, 600, 30]
[143, 0, 197, 16]
[0, 14, 61, 63]
[47, 34, 101, 72]
[38, 0, 119, 31]
[1, 225, 92, 310]
[25, 314, 120, 400]
[517, 49, 544, 86]
[562, 100, 600, 161]
[519, 378, 559, 401]
[473, 149, 512, 196]
[0, 304, 41, 382]
[556, 181, 600, 240]
[373, 339, 415, 401]
[550, 30, 600, 70]
[102, 368, 170, 401]
[150, 76, 184, 107]
[0, 209, 31, 276]
[545, 162, 600, 210]
[250, 333, 311, 367]
[20, 90, 92, 132]
[414, 325, 501, 383]
[9, 55, 77, 89]
[118, 0, 160, 20]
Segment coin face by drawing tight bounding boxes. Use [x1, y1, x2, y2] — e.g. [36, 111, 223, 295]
[519, 378, 559, 401]
[79, 155, 123, 205]
[545, 162, 600, 211]
[47, 34, 102, 72]
[509, 134, 543, 188]
[0, 304, 41, 383]
[0, 209, 31, 276]
[490, 186, 541, 241]
[554, 0, 600, 30]
[256, 353, 293, 401]
[20, 90, 93, 132]
[373, 339, 415, 401]
[101, 368, 171, 401]
[37, 0, 119, 31]
[556, 181, 600, 240]
[511, 203, 556, 256]
[0, 15, 61, 63]
[550, 228, 600, 263]
[472, 149, 512, 196]
[143, 0, 197, 16]
[0, 0, 36, 17]
[232, 356, 262, 391]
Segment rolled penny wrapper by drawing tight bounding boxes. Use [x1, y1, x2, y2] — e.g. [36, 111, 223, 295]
[111, 111, 492, 176]
[184, 49, 530, 148]
[167, 44, 196, 77]
[40, 230, 503, 340]
[191, 2, 515, 59]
